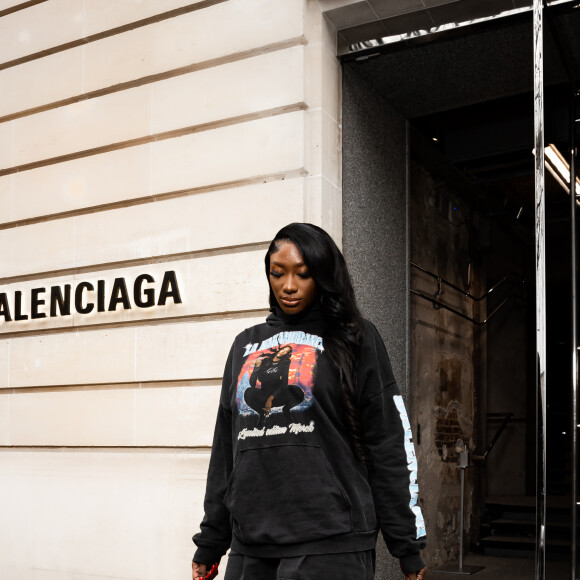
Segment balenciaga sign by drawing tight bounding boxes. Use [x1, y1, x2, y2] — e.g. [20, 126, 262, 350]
[0, 270, 182, 322]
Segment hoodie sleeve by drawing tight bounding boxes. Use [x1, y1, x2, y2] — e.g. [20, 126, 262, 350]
[358, 321, 427, 574]
[192, 344, 235, 565]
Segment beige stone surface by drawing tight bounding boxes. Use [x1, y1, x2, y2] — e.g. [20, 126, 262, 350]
[7, 110, 306, 224]
[0, 47, 83, 118]
[135, 385, 220, 447]
[0, 449, 211, 579]
[150, 45, 305, 134]
[304, 176, 342, 244]
[74, 178, 304, 267]
[0, 175, 11, 221]
[13, 86, 150, 166]
[0, 119, 13, 170]
[7, 144, 150, 223]
[84, 0, 304, 92]
[0, 393, 8, 444]
[85, 0, 203, 36]
[10, 46, 304, 169]
[9, 388, 135, 446]
[304, 107, 341, 188]
[3, 179, 302, 277]
[9, 327, 136, 388]
[0, 0, 30, 10]
[0, 0, 83, 64]
[135, 314, 265, 382]
[0, 340, 9, 388]
[305, 39, 341, 123]
[152, 111, 305, 194]
[5, 384, 222, 447]
[0, 218, 75, 278]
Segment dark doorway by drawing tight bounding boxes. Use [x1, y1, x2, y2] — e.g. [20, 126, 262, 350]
[342, 4, 579, 578]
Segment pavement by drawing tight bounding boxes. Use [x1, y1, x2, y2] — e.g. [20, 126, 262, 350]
[428, 554, 572, 580]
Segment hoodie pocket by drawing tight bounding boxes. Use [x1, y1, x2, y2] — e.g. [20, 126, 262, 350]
[224, 444, 352, 545]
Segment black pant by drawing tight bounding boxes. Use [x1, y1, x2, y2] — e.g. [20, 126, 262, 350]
[224, 549, 376, 580]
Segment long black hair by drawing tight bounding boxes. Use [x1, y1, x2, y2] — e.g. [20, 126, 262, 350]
[265, 223, 366, 461]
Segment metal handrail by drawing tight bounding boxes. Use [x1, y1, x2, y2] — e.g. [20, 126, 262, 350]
[410, 262, 525, 326]
[411, 261, 514, 302]
[472, 412, 514, 463]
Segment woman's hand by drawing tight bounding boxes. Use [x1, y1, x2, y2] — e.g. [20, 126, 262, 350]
[404, 567, 427, 580]
[192, 561, 206, 579]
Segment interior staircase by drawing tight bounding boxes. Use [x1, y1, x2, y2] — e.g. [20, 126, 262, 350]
[476, 495, 575, 559]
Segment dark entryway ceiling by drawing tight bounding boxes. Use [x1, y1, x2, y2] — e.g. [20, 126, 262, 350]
[343, 5, 580, 243]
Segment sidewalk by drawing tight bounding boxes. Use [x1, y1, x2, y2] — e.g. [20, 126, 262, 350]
[429, 554, 571, 579]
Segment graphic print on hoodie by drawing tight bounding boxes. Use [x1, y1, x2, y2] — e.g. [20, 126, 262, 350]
[235, 331, 323, 438]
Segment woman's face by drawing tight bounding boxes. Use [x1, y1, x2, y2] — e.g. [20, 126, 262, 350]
[268, 241, 317, 315]
[273, 346, 292, 362]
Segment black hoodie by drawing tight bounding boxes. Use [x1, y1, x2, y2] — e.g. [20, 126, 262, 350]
[193, 308, 427, 574]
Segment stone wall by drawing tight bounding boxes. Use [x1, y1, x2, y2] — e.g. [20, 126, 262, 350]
[0, 2, 341, 578]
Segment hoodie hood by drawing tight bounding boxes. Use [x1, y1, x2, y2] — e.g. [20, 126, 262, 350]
[266, 305, 326, 327]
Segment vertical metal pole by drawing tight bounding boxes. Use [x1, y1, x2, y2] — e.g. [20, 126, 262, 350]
[459, 468, 465, 573]
[571, 91, 577, 580]
[533, 1, 547, 579]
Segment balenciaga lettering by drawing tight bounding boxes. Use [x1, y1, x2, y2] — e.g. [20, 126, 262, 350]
[0, 270, 182, 323]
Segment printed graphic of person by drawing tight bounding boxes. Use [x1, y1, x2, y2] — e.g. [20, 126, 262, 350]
[244, 345, 304, 427]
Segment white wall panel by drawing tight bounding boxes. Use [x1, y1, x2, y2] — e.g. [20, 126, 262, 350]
[0, 394, 8, 444]
[0, 47, 83, 118]
[0, 119, 12, 169]
[9, 327, 136, 388]
[74, 178, 304, 267]
[12, 85, 150, 166]
[151, 45, 304, 133]
[0, 250, 269, 333]
[0, 449, 210, 580]
[0, 178, 303, 276]
[6, 384, 221, 447]
[0, 0, 83, 64]
[4, 145, 150, 223]
[84, 0, 204, 36]
[0, 218, 75, 278]
[84, 0, 304, 92]
[135, 385, 219, 446]
[5, 385, 221, 447]
[0, 174, 11, 219]
[151, 110, 305, 194]
[135, 315, 265, 382]
[0, 0, 31, 10]
[9, 388, 135, 446]
[4, 111, 305, 224]
[8, 46, 305, 169]
[0, 339, 10, 388]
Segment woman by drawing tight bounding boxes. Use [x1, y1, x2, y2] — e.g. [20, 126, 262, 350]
[192, 223, 427, 580]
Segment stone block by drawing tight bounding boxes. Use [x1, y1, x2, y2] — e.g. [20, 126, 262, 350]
[0, 47, 83, 118]
[151, 111, 305, 194]
[135, 384, 221, 447]
[8, 144, 150, 222]
[83, 0, 303, 92]
[0, 0, 83, 64]
[13, 86, 150, 166]
[9, 388, 135, 446]
[74, 178, 304, 267]
[0, 449, 211, 579]
[84, 0, 201, 36]
[9, 327, 136, 388]
[0, 219, 75, 278]
[150, 45, 304, 134]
